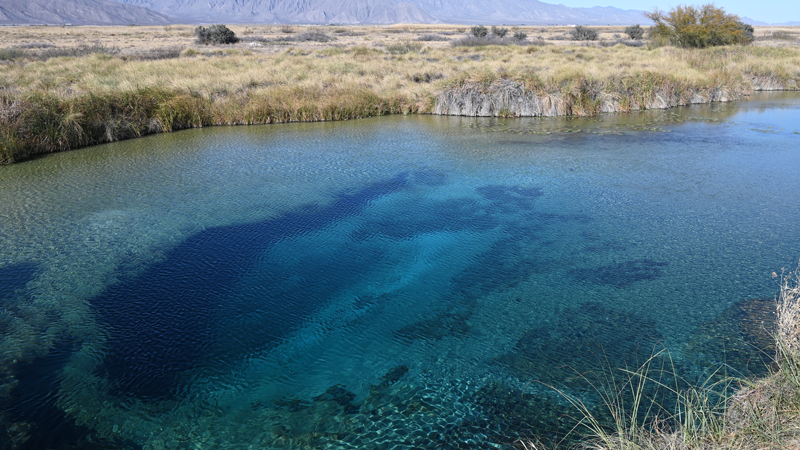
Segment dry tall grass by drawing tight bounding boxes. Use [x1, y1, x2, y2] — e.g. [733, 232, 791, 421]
[527, 265, 800, 450]
[1, 25, 799, 162]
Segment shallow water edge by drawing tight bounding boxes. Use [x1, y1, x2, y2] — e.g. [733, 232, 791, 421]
[1, 92, 800, 449]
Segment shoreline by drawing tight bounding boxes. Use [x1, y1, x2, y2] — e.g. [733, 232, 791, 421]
[2, 76, 797, 164]
[2, 24, 799, 163]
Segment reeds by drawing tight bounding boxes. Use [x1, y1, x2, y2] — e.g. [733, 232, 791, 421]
[1, 36, 799, 162]
[526, 264, 800, 450]
[0, 85, 405, 163]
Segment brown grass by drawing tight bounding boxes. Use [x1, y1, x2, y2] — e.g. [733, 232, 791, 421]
[1, 25, 799, 162]
[527, 265, 800, 450]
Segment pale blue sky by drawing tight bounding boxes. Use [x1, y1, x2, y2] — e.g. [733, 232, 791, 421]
[550, 1, 799, 24]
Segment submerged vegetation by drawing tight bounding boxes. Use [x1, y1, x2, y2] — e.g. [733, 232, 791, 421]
[521, 265, 800, 450]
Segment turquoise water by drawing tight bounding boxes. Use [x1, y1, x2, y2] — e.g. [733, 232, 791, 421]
[1, 93, 800, 449]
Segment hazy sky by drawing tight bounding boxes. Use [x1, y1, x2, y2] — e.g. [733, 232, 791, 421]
[551, 1, 799, 24]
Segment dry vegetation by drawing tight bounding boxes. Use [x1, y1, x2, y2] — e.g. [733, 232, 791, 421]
[0, 24, 799, 162]
[520, 266, 800, 450]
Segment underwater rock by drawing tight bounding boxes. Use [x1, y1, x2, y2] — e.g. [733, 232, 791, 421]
[408, 169, 447, 187]
[2, 421, 34, 450]
[684, 297, 776, 378]
[394, 307, 474, 342]
[352, 197, 495, 241]
[473, 381, 579, 447]
[271, 397, 312, 413]
[380, 365, 409, 386]
[0, 263, 39, 303]
[494, 302, 678, 444]
[575, 259, 667, 288]
[476, 184, 543, 212]
[496, 302, 664, 385]
[312, 384, 357, 407]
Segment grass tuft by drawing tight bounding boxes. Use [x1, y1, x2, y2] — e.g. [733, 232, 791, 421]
[523, 263, 800, 450]
[1, 25, 799, 163]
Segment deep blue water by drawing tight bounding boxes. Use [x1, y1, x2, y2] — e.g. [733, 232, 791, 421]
[1, 93, 800, 449]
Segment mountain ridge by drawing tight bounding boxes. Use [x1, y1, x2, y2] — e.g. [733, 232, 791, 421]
[112, 0, 439, 24]
[2, 0, 786, 27]
[110, 0, 651, 25]
[0, 0, 172, 25]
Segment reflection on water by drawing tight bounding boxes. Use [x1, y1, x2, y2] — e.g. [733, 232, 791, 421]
[1, 93, 800, 449]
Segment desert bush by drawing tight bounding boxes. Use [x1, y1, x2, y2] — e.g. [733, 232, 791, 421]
[194, 24, 238, 45]
[771, 30, 796, 41]
[239, 36, 270, 43]
[26, 44, 119, 60]
[293, 31, 333, 42]
[332, 29, 364, 36]
[471, 25, 488, 38]
[416, 34, 450, 41]
[620, 39, 646, 47]
[278, 25, 295, 34]
[646, 4, 755, 48]
[451, 33, 537, 47]
[491, 26, 509, 38]
[570, 26, 599, 41]
[625, 24, 645, 39]
[409, 72, 444, 83]
[125, 46, 184, 61]
[17, 43, 54, 49]
[599, 39, 646, 48]
[451, 35, 503, 47]
[386, 41, 422, 54]
[349, 46, 380, 56]
[0, 48, 25, 60]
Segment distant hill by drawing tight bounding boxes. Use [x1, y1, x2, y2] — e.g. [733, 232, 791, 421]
[402, 0, 650, 25]
[108, 0, 649, 25]
[0, 0, 172, 25]
[741, 16, 770, 26]
[4, 0, 784, 26]
[111, 0, 438, 24]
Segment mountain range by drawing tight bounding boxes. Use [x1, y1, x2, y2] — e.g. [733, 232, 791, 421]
[0, 0, 171, 25]
[1, 0, 791, 26]
[0, 0, 653, 25]
[394, 0, 648, 25]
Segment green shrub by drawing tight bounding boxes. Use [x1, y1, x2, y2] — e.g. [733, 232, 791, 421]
[646, 4, 755, 48]
[471, 25, 488, 38]
[385, 41, 422, 55]
[0, 48, 25, 60]
[513, 31, 528, 41]
[416, 34, 450, 42]
[293, 31, 333, 42]
[451, 35, 522, 47]
[625, 24, 645, 39]
[491, 26, 509, 38]
[194, 24, 238, 45]
[570, 26, 599, 41]
[772, 30, 796, 41]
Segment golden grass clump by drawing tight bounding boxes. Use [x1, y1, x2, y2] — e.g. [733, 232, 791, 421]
[526, 265, 800, 450]
[1, 25, 799, 162]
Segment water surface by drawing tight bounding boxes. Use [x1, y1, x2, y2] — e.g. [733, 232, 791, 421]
[1, 93, 800, 449]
